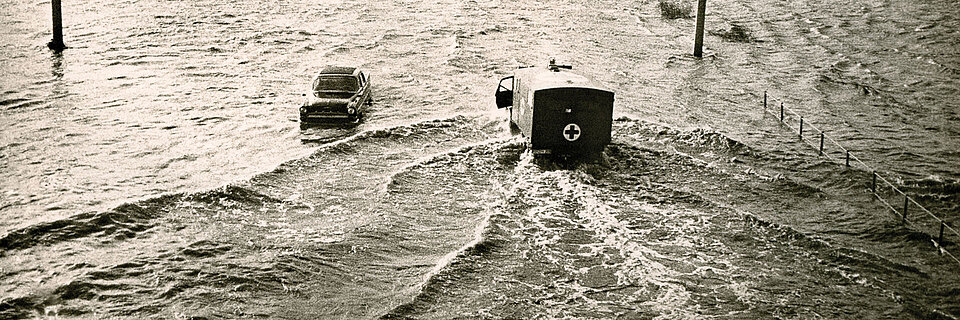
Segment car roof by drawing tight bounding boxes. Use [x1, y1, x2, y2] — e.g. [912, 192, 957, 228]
[318, 66, 359, 76]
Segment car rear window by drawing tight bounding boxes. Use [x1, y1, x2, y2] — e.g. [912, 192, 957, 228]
[313, 76, 358, 92]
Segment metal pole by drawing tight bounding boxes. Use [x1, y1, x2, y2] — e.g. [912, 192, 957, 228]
[49, 0, 65, 51]
[693, 0, 706, 58]
[819, 132, 824, 154]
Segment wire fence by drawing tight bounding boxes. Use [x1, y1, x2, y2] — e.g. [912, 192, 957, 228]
[761, 91, 959, 265]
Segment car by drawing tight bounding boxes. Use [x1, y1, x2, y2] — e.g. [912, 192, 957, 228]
[299, 66, 371, 123]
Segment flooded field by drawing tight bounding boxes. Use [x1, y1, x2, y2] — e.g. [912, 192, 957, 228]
[1, 0, 958, 318]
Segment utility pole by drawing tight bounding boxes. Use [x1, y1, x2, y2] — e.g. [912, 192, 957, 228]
[49, 0, 65, 51]
[693, 0, 706, 58]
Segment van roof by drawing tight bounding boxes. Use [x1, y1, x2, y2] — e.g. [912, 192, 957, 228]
[515, 66, 611, 92]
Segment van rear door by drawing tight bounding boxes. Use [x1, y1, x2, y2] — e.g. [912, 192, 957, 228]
[530, 87, 614, 154]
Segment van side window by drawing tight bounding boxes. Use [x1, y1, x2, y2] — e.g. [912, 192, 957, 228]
[498, 76, 513, 92]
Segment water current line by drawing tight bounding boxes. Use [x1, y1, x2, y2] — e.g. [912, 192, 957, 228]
[760, 91, 960, 265]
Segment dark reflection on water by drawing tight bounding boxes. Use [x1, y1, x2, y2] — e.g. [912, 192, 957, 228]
[50, 52, 64, 80]
[298, 120, 362, 144]
[48, 51, 69, 100]
[298, 127, 358, 145]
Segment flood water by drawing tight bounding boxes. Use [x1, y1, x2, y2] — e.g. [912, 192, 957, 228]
[1, 0, 958, 318]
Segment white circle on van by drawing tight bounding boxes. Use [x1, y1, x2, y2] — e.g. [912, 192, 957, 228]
[563, 123, 581, 141]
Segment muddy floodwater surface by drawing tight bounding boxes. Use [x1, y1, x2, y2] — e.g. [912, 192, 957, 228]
[1, 0, 958, 318]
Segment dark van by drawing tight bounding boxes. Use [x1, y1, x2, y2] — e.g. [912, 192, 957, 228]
[495, 61, 615, 156]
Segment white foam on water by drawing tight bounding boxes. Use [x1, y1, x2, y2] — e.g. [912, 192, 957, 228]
[500, 149, 780, 317]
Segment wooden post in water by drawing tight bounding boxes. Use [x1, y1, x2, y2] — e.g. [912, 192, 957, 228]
[763, 91, 767, 110]
[845, 151, 850, 167]
[779, 102, 784, 121]
[48, 0, 65, 51]
[693, 0, 706, 58]
[871, 171, 877, 193]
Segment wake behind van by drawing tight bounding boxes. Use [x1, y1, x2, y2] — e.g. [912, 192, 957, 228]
[495, 61, 615, 156]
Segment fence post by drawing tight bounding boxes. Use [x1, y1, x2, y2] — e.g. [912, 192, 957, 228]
[799, 117, 804, 139]
[902, 195, 908, 223]
[780, 102, 784, 122]
[819, 132, 824, 155]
